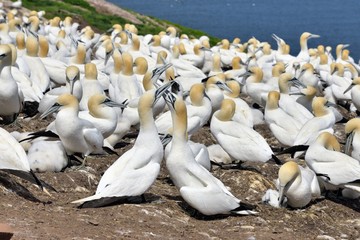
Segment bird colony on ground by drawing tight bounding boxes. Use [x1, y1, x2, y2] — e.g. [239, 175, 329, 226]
[0, 5, 359, 217]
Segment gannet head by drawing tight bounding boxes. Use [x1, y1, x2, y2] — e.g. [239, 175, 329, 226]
[272, 63, 286, 77]
[84, 63, 98, 80]
[104, 41, 114, 66]
[225, 80, 240, 98]
[312, 97, 330, 117]
[41, 94, 78, 119]
[66, 65, 80, 95]
[38, 36, 49, 58]
[266, 91, 280, 110]
[0, 44, 12, 68]
[345, 118, 360, 155]
[215, 99, 236, 121]
[26, 34, 39, 57]
[278, 161, 301, 207]
[88, 94, 126, 117]
[316, 132, 340, 151]
[134, 57, 148, 75]
[190, 83, 207, 106]
[344, 77, 360, 94]
[231, 56, 242, 70]
[166, 26, 177, 37]
[248, 66, 263, 83]
[301, 32, 320, 41]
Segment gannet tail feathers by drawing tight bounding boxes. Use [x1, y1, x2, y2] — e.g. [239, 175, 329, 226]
[271, 154, 283, 165]
[76, 196, 130, 208]
[276, 145, 309, 157]
[19, 130, 59, 143]
[2, 169, 44, 190]
[231, 201, 258, 215]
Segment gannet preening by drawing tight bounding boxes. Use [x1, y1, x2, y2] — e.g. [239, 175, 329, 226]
[72, 83, 174, 208]
[0, 44, 23, 124]
[345, 118, 360, 161]
[305, 132, 360, 193]
[165, 93, 257, 216]
[277, 161, 321, 208]
[211, 99, 281, 166]
[41, 94, 105, 164]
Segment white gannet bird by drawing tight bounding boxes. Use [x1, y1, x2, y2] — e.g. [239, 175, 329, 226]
[79, 94, 125, 139]
[179, 44, 208, 69]
[165, 93, 256, 216]
[0, 44, 23, 124]
[23, 34, 50, 93]
[296, 32, 320, 62]
[38, 65, 82, 114]
[293, 97, 336, 148]
[204, 74, 232, 113]
[305, 132, 360, 193]
[72, 85, 171, 207]
[278, 73, 314, 125]
[344, 77, 360, 113]
[265, 91, 302, 146]
[156, 83, 211, 136]
[41, 94, 104, 164]
[345, 118, 360, 161]
[223, 80, 254, 128]
[211, 99, 280, 165]
[275, 160, 321, 208]
[79, 63, 105, 111]
[0, 127, 45, 190]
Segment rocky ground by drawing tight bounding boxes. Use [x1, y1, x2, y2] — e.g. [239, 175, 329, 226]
[1, 113, 360, 240]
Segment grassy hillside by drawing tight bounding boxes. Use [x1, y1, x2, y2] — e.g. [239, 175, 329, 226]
[21, 0, 221, 46]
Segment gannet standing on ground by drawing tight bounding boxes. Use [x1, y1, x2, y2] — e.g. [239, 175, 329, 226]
[41, 94, 104, 164]
[72, 85, 171, 207]
[165, 93, 256, 216]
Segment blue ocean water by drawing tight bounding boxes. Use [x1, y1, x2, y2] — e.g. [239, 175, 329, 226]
[108, 0, 360, 60]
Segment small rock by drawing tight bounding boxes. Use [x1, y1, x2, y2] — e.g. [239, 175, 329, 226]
[87, 220, 99, 226]
[74, 186, 90, 193]
[316, 235, 335, 240]
[240, 226, 255, 231]
[247, 236, 256, 240]
[340, 233, 348, 239]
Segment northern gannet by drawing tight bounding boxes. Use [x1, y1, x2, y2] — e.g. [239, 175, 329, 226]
[165, 93, 256, 215]
[305, 132, 360, 193]
[211, 99, 279, 164]
[72, 84, 172, 207]
[0, 44, 23, 123]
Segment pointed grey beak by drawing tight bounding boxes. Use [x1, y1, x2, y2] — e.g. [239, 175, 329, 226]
[345, 131, 354, 156]
[106, 27, 114, 34]
[40, 103, 61, 119]
[151, 63, 173, 83]
[103, 98, 127, 109]
[289, 91, 305, 96]
[325, 101, 337, 108]
[342, 44, 350, 49]
[278, 184, 286, 207]
[104, 49, 113, 66]
[344, 83, 354, 94]
[154, 80, 177, 106]
[309, 34, 320, 39]
[216, 81, 233, 93]
[289, 77, 306, 88]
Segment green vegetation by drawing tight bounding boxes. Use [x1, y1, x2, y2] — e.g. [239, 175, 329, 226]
[21, 0, 221, 45]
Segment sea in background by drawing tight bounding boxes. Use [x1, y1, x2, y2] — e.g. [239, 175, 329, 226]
[109, 0, 360, 61]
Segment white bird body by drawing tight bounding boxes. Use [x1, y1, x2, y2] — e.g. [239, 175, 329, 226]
[305, 132, 360, 193]
[42, 94, 104, 157]
[27, 139, 68, 172]
[276, 161, 321, 208]
[293, 97, 335, 147]
[166, 94, 255, 215]
[265, 91, 302, 146]
[211, 99, 273, 163]
[0, 127, 30, 171]
[72, 89, 165, 204]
